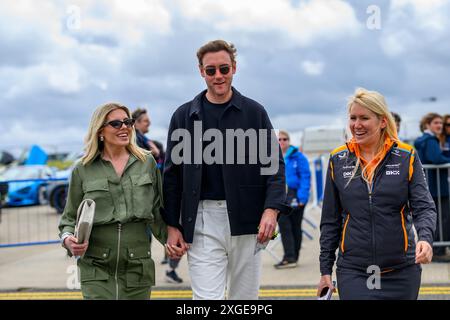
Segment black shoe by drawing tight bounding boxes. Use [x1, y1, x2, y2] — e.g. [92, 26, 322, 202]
[274, 260, 297, 269]
[165, 270, 183, 283]
[161, 257, 169, 265]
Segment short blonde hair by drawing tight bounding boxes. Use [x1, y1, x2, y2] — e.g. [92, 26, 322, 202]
[82, 102, 149, 165]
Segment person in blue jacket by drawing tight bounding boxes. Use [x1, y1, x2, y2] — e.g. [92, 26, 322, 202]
[442, 114, 450, 158]
[274, 130, 311, 268]
[414, 113, 450, 261]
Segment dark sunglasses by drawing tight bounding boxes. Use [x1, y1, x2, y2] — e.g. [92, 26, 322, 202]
[445, 123, 450, 127]
[278, 138, 289, 141]
[204, 64, 231, 76]
[103, 118, 135, 129]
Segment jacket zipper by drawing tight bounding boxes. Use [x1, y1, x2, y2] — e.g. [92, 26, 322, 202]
[365, 144, 395, 267]
[115, 223, 122, 300]
[366, 182, 376, 266]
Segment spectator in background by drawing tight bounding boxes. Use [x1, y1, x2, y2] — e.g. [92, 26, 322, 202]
[414, 113, 450, 261]
[132, 108, 183, 283]
[391, 112, 401, 134]
[152, 140, 166, 173]
[132, 108, 160, 159]
[275, 130, 311, 269]
[442, 114, 450, 158]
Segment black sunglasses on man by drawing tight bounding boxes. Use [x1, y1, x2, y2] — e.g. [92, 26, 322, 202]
[204, 64, 231, 76]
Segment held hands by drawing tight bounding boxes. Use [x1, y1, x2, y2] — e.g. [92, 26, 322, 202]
[317, 275, 336, 297]
[166, 226, 189, 260]
[64, 235, 89, 257]
[415, 241, 433, 264]
[257, 208, 279, 244]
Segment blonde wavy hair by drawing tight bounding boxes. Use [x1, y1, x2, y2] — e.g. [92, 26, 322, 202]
[346, 88, 399, 185]
[82, 102, 149, 165]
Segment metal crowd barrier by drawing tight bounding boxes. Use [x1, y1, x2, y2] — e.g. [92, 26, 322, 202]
[265, 155, 325, 261]
[0, 178, 68, 248]
[422, 163, 450, 248]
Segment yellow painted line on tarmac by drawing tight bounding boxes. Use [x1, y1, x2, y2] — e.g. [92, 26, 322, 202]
[1, 287, 450, 299]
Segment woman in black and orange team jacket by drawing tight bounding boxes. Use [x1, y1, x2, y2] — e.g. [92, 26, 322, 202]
[317, 88, 436, 300]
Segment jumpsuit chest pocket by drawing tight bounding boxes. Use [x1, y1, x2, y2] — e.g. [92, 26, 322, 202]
[83, 179, 114, 219]
[130, 174, 155, 218]
[126, 247, 155, 288]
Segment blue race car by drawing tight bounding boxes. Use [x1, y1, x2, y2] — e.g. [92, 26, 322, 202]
[46, 167, 71, 214]
[0, 165, 56, 207]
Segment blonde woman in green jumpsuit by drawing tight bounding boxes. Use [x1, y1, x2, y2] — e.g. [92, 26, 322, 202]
[59, 102, 183, 299]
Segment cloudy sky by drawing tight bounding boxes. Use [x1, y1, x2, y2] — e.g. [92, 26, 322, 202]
[1, 0, 449, 155]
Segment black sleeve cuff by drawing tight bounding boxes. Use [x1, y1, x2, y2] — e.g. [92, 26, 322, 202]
[264, 203, 292, 215]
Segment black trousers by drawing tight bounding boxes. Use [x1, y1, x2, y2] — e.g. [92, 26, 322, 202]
[278, 205, 305, 262]
[169, 257, 180, 269]
[163, 251, 181, 270]
[432, 196, 450, 255]
[336, 264, 422, 300]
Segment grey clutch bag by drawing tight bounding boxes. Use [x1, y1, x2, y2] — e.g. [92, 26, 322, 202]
[74, 199, 95, 250]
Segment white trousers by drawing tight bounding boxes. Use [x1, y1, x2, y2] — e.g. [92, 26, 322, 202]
[187, 200, 262, 300]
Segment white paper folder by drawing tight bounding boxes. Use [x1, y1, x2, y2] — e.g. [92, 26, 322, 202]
[74, 199, 95, 248]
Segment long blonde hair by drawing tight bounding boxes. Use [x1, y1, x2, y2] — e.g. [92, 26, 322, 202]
[346, 88, 399, 185]
[82, 102, 149, 165]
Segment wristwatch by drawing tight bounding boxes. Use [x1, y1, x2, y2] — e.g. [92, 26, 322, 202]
[61, 232, 73, 249]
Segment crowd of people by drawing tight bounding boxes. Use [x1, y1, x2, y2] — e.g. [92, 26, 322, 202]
[414, 113, 450, 261]
[58, 39, 447, 300]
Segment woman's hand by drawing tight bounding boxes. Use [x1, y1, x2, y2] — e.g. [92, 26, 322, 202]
[317, 274, 336, 297]
[415, 240, 433, 264]
[64, 235, 89, 257]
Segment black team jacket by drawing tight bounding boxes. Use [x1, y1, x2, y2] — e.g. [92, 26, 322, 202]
[320, 141, 436, 275]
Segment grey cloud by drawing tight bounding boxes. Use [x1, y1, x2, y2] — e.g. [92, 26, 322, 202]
[0, 19, 52, 68]
[1, 0, 450, 153]
[64, 29, 119, 48]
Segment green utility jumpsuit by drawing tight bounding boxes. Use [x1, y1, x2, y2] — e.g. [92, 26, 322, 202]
[59, 152, 167, 299]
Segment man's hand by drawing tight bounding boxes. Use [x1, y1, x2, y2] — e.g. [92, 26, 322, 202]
[166, 226, 189, 260]
[257, 208, 279, 244]
[415, 240, 433, 264]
